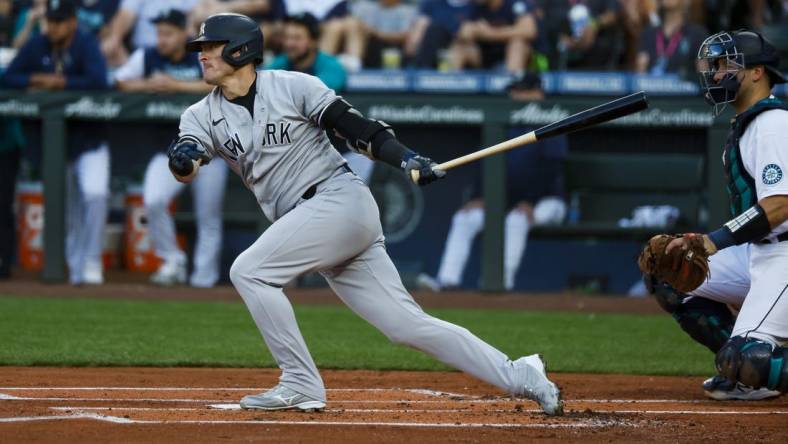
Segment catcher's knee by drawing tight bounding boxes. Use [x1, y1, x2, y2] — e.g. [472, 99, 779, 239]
[645, 274, 733, 353]
[675, 296, 733, 353]
[716, 336, 788, 392]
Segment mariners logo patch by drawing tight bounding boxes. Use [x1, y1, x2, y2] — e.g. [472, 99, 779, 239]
[762, 164, 783, 185]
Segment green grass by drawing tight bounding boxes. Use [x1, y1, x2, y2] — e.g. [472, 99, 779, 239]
[0, 295, 715, 375]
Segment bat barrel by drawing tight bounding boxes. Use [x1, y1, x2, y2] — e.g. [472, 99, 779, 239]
[534, 91, 648, 140]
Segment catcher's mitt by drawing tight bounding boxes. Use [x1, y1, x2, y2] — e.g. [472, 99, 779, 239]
[637, 234, 710, 293]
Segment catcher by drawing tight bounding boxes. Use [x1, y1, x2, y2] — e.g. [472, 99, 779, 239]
[639, 29, 787, 401]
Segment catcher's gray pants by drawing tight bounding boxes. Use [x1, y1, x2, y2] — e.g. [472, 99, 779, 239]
[230, 172, 524, 401]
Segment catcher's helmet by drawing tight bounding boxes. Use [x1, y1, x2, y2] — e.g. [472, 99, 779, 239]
[697, 29, 786, 116]
[186, 13, 263, 67]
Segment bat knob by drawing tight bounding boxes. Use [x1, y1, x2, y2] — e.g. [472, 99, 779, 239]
[409, 169, 421, 184]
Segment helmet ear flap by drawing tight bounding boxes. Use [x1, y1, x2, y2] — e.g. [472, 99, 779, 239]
[222, 42, 251, 67]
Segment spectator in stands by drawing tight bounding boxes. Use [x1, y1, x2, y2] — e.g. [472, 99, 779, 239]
[281, 0, 352, 57]
[101, 0, 200, 66]
[113, 10, 226, 287]
[619, 0, 658, 70]
[705, 0, 783, 33]
[418, 129, 568, 291]
[12, 0, 46, 49]
[188, 0, 286, 51]
[75, 0, 119, 38]
[114, 10, 212, 93]
[536, 0, 622, 70]
[326, 0, 419, 71]
[265, 13, 347, 91]
[0, 0, 13, 47]
[2, 0, 110, 285]
[450, 0, 539, 74]
[636, 0, 706, 79]
[11, 0, 119, 49]
[406, 0, 475, 69]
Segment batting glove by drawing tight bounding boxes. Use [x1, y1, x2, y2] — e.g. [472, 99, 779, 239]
[167, 140, 210, 176]
[402, 154, 446, 186]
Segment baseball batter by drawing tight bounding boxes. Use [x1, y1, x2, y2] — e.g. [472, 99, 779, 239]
[168, 13, 562, 415]
[646, 30, 788, 399]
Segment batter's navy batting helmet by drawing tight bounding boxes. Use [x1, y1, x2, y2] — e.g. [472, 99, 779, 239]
[697, 29, 786, 116]
[186, 13, 264, 67]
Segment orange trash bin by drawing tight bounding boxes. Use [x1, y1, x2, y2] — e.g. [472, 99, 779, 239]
[16, 182, 44, 271]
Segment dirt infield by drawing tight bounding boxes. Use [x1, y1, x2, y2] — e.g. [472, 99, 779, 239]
[0, 367, 785, 443]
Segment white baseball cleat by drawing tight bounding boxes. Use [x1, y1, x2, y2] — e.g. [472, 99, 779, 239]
[82, 260, 104, 285]
[702, 375, 782, 401]
[514, 354, 564, 416]
[240, 384, 326, 412]
[150, 259, 187, 286]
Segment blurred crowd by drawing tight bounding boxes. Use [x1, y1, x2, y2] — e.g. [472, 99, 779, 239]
[1, 0, 786, 88]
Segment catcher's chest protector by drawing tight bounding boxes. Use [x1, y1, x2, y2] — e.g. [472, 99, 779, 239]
[723, 97, 788, 216]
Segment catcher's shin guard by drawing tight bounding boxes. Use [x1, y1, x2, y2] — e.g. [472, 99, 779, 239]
[645, 274, 733, 353]
[716, 336, 788, 392]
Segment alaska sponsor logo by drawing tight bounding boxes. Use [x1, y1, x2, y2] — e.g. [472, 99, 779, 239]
[368, 105, 483, 124]
[0, 99, 39, 117]
[509, 103, 570, 125]
[64, 97, 121, 119]
[145, 101, 191, 119]
[510, 104, 711, 127]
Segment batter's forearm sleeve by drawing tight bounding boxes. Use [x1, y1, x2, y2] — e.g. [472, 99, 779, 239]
[319, 99, 416, 169]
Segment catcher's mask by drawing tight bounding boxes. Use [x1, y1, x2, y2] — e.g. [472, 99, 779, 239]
[697, 30, 785, 117]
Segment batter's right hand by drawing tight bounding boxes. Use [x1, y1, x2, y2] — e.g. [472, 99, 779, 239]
[169, 150, 197, 177]
[167, 141, 210, 176]
[403, 155, 446, 186]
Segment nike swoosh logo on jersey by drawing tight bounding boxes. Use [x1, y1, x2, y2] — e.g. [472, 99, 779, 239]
[212, 118, 225, 126]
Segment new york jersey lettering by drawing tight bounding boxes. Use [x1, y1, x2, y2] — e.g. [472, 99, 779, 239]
[262, 122, 292, 147]
[223, 133, 244, 159]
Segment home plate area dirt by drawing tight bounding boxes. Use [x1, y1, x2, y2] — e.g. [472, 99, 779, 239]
[0, 368, 786, 443]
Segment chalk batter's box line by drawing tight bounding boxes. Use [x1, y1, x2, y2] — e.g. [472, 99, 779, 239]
[48, 406, 788, 415]
[0, 387, 755, 404]
[0, 413, 641, 429]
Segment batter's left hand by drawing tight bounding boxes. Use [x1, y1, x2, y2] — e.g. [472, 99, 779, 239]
[665, 233, 718, 256]
[404, 155, 446, 186]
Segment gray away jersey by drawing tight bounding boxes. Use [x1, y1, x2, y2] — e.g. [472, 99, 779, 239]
[178, 70, 348, 221]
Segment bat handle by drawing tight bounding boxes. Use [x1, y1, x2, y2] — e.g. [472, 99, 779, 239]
[410, 169, 421, 184]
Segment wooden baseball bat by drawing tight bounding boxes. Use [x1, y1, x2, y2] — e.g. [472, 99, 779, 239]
[411, 91, 649, 182]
